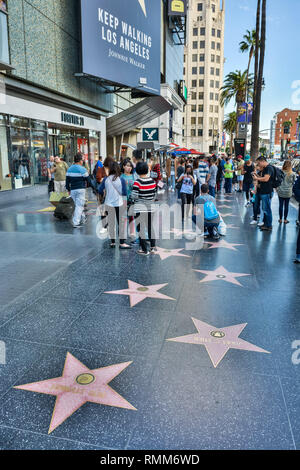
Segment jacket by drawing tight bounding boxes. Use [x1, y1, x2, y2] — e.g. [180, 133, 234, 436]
[277, 172, 296, 199]
[66, 164, 90, 191]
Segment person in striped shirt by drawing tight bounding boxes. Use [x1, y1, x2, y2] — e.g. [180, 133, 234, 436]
[131, 161, 157, 256]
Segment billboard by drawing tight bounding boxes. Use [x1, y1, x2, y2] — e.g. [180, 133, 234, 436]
[237, 102, 253, 123]
[80, 0, 161, 96]
[168, 0, 187, 16]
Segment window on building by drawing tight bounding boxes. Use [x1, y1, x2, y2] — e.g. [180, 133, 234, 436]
[217, 42, 221, 50]
[182, 117, 185, 125]
[215, 118, 219, 126]
[191, 105, 196, 112]
[199, 66, 205, 74]
[199, 92, 204, 100]
[184, 55, 186, 63]
[211, 67, 215, 75]
[210, 92, 214, 100]
[197, 3, 203, 11]
[191, 92, 197, 100]
[211, 41, 215, 50]
[210, 105, 214, 113]
[217, 30, 221, 38]
[216, 55, 220, 64]
[212, 4, 216, 13]
[199, 54, 205, 61]
[211, 54, 215, 62]
[193, 41, 198, 49]
[200, 27, 205, 35]
[192, 67, 197, 75]
[192, 80, 197, 87]
[198, 117, 203, 125]
[0, 2, 10, 66]
[191, 117, 196, 125]
[209, 117, 213, 125]
[215, 93, 219, 101]
[199, 79, 204, 87]
[191, 129, 196, 137]
[215, 81, 220, 88]
[215, 106, 219, 113]
[209, 129, 213, 137]
[193, 28, 198, 36]
[198, 129, 203, 137]
[200, 40, 205, 48]
[212, 28, 216, 37]
[216, 68, 220, 76]
[198, 104, 204, 112]
[192, 54, 198, 62]
[183, 67, 185, 75]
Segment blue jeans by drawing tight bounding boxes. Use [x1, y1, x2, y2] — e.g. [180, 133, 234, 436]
[260, 193, 273, 227]
[224, 178, 232, 193]
[168, 175, 175, 190]
[71, 189, 86, 226]
[209, 185, 216, 197]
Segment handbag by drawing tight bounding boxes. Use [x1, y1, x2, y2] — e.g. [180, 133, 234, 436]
[157, 180, 164, 189]
[176, 180, 182, 190]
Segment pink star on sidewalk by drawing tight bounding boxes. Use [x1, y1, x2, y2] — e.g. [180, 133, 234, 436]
[194, 265, 251, 287]
[226, 224, 239, 229]
[205, 240, 244, 251]
[218, 205, 231, 209]
[105, 280, 175, 307]
[14, 353, 136, 434]
[167, 318, 270, 367]
[219, 212, 238, 218]
[154, 247, 191, 261]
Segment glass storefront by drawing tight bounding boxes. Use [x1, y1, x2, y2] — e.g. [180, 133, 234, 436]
[0, 114, 101, 192]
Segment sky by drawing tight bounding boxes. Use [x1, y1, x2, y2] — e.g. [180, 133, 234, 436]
[224, 0, 300, 135]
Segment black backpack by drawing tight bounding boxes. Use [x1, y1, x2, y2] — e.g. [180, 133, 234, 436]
[270, 165, 285, 189]
[54, 197, 75, 220]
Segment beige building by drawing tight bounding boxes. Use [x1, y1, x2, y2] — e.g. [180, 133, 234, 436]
[183, 0, 225, 153]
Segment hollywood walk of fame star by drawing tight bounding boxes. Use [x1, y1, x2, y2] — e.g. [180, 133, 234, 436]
[205, 240, 244, 251]
[138, 0, 147, 16]
[154, 247, 191, 261]
[194, 265, 251, 287]
[218, 205, 232, 209]
[14, 353, 136, 434]
[226, 224, 239, 229]
[167, 318, 270, 368]
[105, 280, 175, 307]
[219, 212, 239, 218]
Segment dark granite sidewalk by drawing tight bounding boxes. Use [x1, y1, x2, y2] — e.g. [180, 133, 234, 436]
[0, 189, 299, 450]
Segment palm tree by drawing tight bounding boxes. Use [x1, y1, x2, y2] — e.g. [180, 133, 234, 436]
[223, 112, 237, 155]
[220, 70, 253, 134]
[239, 29, 257, 102]
[251, 0, 267, 159]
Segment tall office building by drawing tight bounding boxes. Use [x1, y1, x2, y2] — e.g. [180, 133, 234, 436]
[183, 0, 225, 153]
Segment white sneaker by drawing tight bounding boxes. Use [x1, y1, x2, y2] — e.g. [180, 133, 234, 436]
[250, 220, 258, 225]
[257, 221, 264, 227]
[99, 227, 108, 234]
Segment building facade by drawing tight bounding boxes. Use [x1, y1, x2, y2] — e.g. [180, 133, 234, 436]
[275, 108, 300, 147]
[182, 0, 225, 153]
[107, 0, 186, 157]
[0, 0, 112, 194]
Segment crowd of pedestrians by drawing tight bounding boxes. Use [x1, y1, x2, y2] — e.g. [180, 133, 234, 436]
[49, 149, 300, 263]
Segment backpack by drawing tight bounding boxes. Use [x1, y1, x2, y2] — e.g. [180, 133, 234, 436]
[293, 175, 300, 203]
[54, 197, 75, 220]
[203, 198, 219, 221]
[270, 165, 285, 189]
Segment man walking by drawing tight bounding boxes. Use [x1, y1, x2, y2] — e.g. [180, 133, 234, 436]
[207, 156, 217, 197]
[53, 156, 69, 193]
[252, 156, 273, 232]
[66, 153, 91, 228]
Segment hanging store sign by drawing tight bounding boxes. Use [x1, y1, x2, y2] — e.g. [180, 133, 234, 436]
[168, 0, 187, 16]
[80, 0, 161, 96]
[143, 128, 159, 141]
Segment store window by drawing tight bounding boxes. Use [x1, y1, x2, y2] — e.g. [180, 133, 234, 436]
[0, 114, 11, 191]
[10, 126, 32, 189]
[31, 121, 48, 185]
[0, 1, 10, 67]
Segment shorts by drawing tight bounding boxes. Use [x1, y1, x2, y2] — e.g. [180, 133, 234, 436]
[237, 175, 244, 182]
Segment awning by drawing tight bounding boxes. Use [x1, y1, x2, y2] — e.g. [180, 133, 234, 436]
[106, 95, 172, 137]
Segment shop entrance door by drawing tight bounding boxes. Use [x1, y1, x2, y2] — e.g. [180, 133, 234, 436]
[49, 134, 75, 167]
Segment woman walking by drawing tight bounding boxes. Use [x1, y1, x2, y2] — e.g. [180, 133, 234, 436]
[98, 161, 131, 249]
[277, 160, 296, 224]
[121, 158, 136, 242]
[242, 155, 254, 207]
[177, 164, 197, 224]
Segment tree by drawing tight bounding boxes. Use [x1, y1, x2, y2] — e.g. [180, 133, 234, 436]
[223, 112, 237, 155]
[239, 29, 257, 101]
[250, 0, 267, 160]
[220, 71, 253, 134]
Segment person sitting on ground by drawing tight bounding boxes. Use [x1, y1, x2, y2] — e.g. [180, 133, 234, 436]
[193, 183, 220, 240]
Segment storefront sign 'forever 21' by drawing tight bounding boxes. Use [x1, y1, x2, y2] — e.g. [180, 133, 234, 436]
[80, 0, 161, 96]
